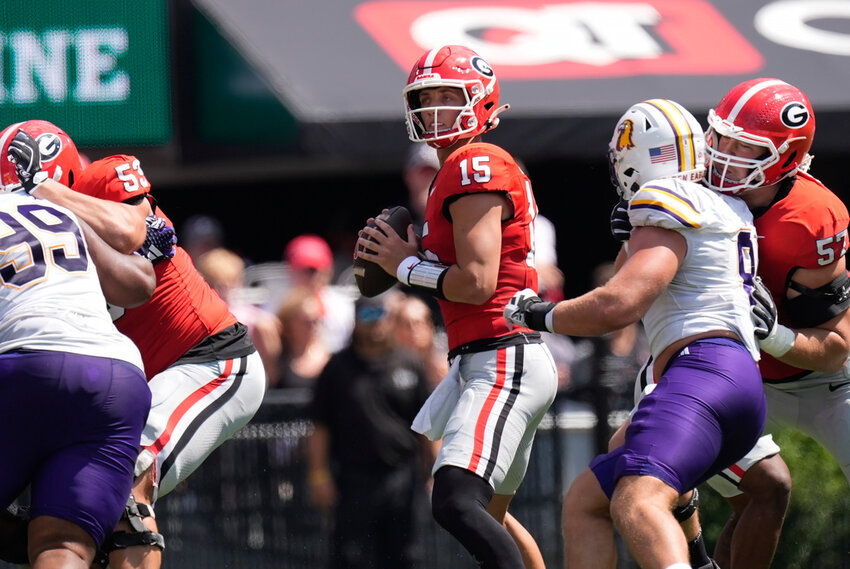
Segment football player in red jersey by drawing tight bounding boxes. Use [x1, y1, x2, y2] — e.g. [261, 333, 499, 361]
[697, 78, 850, 569]
[356, 45, 557, 569]
[74, 155, 267, 569]
[2, 128, 267, 569]
[606, 79, 850, 569]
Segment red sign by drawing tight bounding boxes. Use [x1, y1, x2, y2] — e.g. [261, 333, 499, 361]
[355, 0, 763, 79]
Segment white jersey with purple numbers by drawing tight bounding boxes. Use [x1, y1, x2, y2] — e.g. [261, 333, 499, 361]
[627, 178, 759, 361]
[0, 192, 143, 369]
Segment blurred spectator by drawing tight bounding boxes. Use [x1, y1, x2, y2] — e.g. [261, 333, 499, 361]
[534, 207, 573, 390]
[283, 234, 355, 353]
[514, 158, 564, 303]
[387, 293, 448, 389]
[180, 214, 225, 261]
[305, 292, 435, 569]
[544, 328, 578, 394]
[535, 213, 565, 302]
[399, 144, 445, 329]
[519, 160, 572, 387]
[403, 143, 439, 232]
[195, 247, 283, 386]
[272, 286, 332, 389]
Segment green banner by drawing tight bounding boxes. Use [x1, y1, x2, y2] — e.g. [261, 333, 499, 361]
[0, 0, 171, 145]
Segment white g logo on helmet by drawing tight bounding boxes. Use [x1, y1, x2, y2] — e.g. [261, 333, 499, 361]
[781, 102, 809, 129]
[471, 56, 494, 78]
[36, 133, 62, 162]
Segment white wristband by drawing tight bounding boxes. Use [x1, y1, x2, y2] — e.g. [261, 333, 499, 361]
[760, 324, 795, 358]
[544, 309, 555, 333]
[396, 256, 421, 285]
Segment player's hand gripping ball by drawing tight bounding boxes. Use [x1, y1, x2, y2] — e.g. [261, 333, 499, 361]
[353, 205, 413, 297]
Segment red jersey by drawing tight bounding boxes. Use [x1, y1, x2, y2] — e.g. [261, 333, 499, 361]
[421, 142, 539, 351]
[756, 172, 850, 380]
[113, 207, 237, 379]
[70, 154, 241, 380]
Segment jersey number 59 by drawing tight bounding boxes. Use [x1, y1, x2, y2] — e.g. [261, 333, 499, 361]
[0, 204, 88, 288]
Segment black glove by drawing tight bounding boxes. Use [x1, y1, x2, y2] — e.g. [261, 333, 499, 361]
[6, 130, 47, 193]
[137, 216, 177, 265]
[610, 199, 632, 242]
[504, 288, 556, 332]
[751, 277, 777, 341]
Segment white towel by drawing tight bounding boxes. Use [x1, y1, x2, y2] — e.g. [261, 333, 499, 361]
[411, 356, 461, 441]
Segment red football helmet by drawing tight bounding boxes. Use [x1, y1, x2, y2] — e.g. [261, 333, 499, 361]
[73, 154, 151, 203]
[705, 78, 815, 195]
[403, 45, 509, 149]
[0, 120, 84, 191]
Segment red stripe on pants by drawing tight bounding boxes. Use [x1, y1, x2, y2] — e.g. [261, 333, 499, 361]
[468, 349, 507, 472]
[144, 358, 235, 455]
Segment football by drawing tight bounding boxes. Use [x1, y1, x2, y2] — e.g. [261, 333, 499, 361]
[353, 205, 413, 297]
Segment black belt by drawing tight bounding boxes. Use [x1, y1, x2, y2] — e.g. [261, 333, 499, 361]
[449, 331, 543, 359]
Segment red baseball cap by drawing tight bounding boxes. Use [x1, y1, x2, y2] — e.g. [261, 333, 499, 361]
[73, 154, 151, 203]
[284, 234, 333, 271]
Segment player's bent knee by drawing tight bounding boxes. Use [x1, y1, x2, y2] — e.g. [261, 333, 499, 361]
[741, 455, 792, 503]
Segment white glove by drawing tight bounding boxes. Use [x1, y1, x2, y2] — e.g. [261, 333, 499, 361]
[751, 277, 794, 357]
[504, 288, 556, 332]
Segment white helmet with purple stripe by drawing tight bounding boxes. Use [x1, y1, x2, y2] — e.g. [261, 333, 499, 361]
[608, 99, 706, 200]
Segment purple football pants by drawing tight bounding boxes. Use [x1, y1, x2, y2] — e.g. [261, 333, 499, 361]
[591, 338, 766, 497]
[0, 350, 150, 546]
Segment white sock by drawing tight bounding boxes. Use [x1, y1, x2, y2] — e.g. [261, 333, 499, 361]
[664, 564, 692, 569]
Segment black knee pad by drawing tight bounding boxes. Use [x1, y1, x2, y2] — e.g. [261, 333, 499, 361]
[100, 495, 165, 556]
[673, 488, 699, 523]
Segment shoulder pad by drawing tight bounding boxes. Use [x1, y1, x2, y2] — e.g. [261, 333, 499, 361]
[629, 179, 706, 231]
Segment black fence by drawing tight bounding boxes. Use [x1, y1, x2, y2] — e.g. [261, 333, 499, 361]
[4, 389, 846, 568]
[153, 390, 620, 569]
